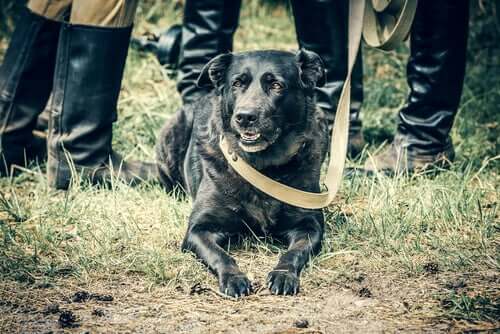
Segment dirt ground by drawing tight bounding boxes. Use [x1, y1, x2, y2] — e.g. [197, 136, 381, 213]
[1, 270, 498, 334]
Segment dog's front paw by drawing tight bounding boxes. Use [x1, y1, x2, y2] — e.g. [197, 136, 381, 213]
[267, 270, 300, 295]
[219, 272, 252, 298]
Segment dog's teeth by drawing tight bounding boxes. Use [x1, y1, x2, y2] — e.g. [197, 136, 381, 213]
[241, 133, 261, 141]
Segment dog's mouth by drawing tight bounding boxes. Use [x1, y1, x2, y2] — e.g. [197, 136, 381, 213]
[240, 132, 261, 143]
[237, 129, 281, 153]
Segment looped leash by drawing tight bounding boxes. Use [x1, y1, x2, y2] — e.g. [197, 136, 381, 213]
[363, 0, 417, 50]
[219, 0, 418, 209]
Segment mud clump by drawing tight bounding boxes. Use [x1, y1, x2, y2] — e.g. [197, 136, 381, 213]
[71, 291, 91, 303]
[92, 293, 113, 302]
[358, 287, 372, 298]
[92, 308, 106, 317]
[423, 262, 439, 274]
[58, 310, 79, 328]
[71, 290, 114, 303]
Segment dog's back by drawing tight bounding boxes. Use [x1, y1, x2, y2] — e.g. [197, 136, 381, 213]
[155, 100, 194, 192]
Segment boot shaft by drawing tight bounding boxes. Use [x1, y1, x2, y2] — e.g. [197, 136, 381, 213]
[398, 0, 470, 153]
[48, 23, 132, 188]
[290, 0, 364, 117]
[0, 8, 60, 175]
[177, 0, 242, 104]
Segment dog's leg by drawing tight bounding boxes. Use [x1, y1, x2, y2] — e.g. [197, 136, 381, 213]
[267, 216, 323, 295]
[182, 221, 251, 298]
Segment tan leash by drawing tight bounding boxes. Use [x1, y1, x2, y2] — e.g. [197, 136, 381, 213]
[363, 0, 417, 50]
[219, 0, 417, 209]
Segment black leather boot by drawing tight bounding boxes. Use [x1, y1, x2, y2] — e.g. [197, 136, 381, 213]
[177, 0, 241, 104]
[364, 0, 469, 175]
[47, 24, 158, 190]
[0, 8, 60, 176]
[291, 0, 365, 157]
[130, 24, 182, 77]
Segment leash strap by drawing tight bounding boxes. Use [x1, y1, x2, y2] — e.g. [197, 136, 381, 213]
[363, 0, 417, 50]
[219, 0, 416, 209]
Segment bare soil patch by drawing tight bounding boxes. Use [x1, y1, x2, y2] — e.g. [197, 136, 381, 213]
[1, 270, 498, 333]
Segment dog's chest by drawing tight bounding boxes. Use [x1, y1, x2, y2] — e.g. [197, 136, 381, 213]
[226, 163, 310, 233]
[238, 187, 282, 233]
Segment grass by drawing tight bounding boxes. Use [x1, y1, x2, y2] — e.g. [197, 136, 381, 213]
[0, 1, 499, 332]
[440, 292, 499, 322]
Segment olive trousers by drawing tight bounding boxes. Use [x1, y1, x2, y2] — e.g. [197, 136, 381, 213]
[27, 0, 139, 27]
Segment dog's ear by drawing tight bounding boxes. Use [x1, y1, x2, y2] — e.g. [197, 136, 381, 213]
[295, 49, 326, 89]
[196, 53, 233, 89]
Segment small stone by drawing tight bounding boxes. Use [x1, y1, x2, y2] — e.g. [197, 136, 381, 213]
[294, 319, 309, 328]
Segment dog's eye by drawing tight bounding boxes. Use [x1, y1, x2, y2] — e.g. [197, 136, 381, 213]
[232, 80, 243, 88]
[270, 82, 284, 92]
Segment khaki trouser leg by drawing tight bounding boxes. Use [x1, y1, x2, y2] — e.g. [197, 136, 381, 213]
[27, 0, 72, 21]
[27, 0, 139, 27]
[70, 0, 139, 27]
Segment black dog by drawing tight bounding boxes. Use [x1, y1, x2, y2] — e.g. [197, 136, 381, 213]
[156, 49, 329, 297]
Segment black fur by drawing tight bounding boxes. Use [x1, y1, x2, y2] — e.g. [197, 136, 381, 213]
[156, 49, 329, 297]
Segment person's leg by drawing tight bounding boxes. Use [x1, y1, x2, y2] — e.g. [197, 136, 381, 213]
[364, 0, 469, 174]
[291, 0, 365, 157]
[69, 0, 139, 28]
[177, 0, 242, 105]
[47, 0, 157, 189]
[27, 0, 71, 21]
[0, 0, 68, 176]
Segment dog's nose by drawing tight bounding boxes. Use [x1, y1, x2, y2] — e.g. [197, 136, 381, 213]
[234, 109, 258, 127]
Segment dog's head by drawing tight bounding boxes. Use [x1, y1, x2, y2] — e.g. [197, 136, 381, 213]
[197, 49, 325, 158]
